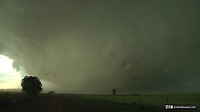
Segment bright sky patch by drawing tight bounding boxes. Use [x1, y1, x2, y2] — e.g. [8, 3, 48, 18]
[0, 55, 21, 89]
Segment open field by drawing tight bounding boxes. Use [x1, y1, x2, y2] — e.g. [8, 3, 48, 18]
[77, 93, 200, 106]
[71, 93, 200, 112]
[0, 92, 199, 112]
[0, 92, 46, 110]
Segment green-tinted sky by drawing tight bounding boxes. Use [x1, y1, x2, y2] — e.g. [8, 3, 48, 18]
[0, 0, 200, 93]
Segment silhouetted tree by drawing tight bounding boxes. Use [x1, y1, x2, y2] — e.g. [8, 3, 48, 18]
[21, 76, 42, 95]
[48, 91, 55, 94]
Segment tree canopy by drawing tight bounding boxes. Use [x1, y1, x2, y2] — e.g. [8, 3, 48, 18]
[21, 76, 42, 95]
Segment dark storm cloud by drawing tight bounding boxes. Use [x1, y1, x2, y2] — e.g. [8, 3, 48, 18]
[0, 0, 200, 93]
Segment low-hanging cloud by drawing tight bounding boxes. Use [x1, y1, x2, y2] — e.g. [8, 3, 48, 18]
[0, 0, 200, 93]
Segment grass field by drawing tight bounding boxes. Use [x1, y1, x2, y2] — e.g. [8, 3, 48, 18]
[73, 93, 200, 112]
[0, 92, 46, 110]
[0, 92, 199, 112]
[76, 93, 200, 106]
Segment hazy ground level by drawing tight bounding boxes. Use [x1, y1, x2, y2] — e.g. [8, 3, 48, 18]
[1, 95, 109, 112]
[78, 93, 200, 106]
[0, 93, 199, 112]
